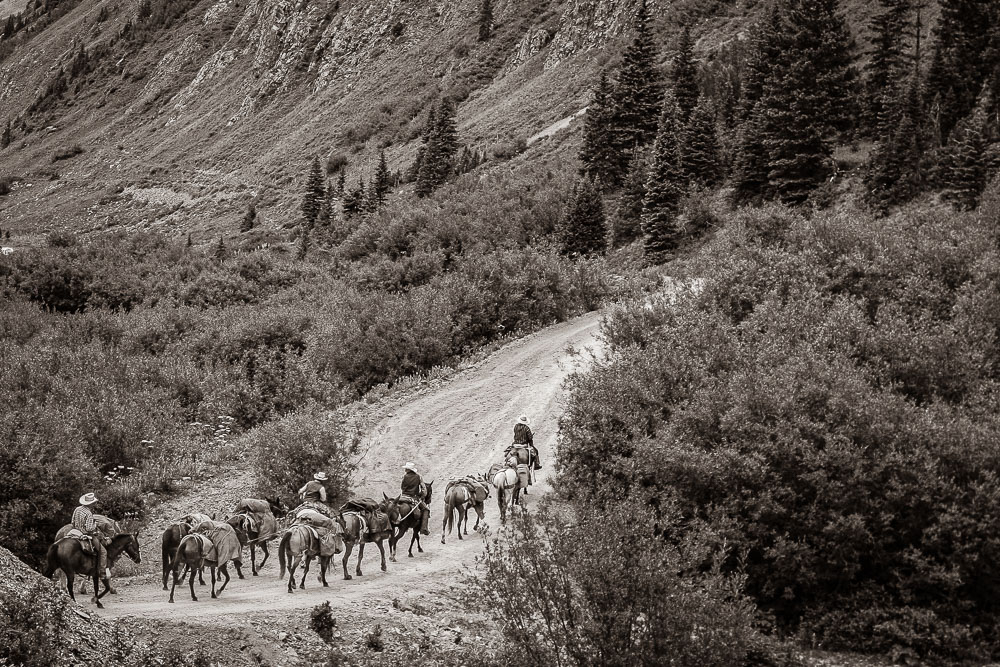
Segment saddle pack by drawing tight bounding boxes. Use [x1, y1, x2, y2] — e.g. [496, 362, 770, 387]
[64, 529, 95, 552]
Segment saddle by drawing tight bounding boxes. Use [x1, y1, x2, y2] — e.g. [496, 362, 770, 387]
[64, 529, 95, 552]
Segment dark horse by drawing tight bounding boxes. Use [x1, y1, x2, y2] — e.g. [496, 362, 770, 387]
[339, 510, 392, 580]
[227, 496, 286, 576]
[43, 533, 141, 608]
[161, 523, 205, 590]
[382, 482, 433, 562]
[167, 526, 246, 603]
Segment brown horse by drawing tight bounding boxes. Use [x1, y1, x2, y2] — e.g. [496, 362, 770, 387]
[161, 523, 204, 590]
[441, 482, 486, 544]
[339, 510, 392, 580]
[383, 481, 433, 562]
[277, 522, 343, 592]
[42, 533, 141, 608]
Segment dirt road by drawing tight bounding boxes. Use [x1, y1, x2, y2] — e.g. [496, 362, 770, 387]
[96, 312, 603, 622]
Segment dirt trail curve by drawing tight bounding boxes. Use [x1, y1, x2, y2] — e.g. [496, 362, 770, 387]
[96, 312, 603, 622]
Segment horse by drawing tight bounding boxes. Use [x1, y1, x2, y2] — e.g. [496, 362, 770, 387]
[277, 522, 343, 593]
[489, 463, 519, 523]
[162, 523, 204, 590]
[226, 513, 275, 576]
[168, 524, 247, 603]
[42, 533, 141, 608]
[339, 510, 392, 580]
[441, 481, 486, 544]
[383, 481, 433, 562]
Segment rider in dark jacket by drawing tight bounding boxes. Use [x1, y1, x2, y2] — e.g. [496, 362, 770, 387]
[508, 414, 542, 470]
[401, 462, 431, 535]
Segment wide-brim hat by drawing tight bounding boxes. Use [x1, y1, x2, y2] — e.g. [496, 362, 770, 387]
[516, 414, 530, 426]
[404, 462, 417, 473]
[79, 493, 98, 506]
[314, 472, 328, 481]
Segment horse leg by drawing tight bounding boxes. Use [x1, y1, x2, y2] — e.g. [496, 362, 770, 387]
[409, 529, 418, 557]
[218, 564, 230, 595]
[441, 509, 448, 545]
[460, 506, 468, 539]
[342, 542, 353, 580]
[388, 529, 397, 563]
[95, 575, 111, 604]
[356, 542, 365, 577]
[210, 566, 217, 599]
[198, 567, 205, 586]
[90, 562, 103, 608]
[258, 543, 269, 571]
[288, 554, 299, 593]
[250, 544, 257, 576]
[162, 555, 171, 591]
[320, 556, 330, 587]
[377, 539, 387, 572]
[233, 559, 245, 580]
[415, 527, 423, 553]
[189, 566, 198, 602]
[299, 555, 310, 589]
[65, 570, 76, 602]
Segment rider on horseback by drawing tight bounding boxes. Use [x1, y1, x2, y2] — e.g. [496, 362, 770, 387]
[72, 493, 111, 581]
[401, 462, 431, 536]
[294, 472, 332, 517]
[505, 415, 542, 477]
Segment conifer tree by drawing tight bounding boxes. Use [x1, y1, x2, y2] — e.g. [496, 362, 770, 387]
[213, 236, 226, 262]
[317, 186, 333, 229]
[614, 150, 651, 246]
[478, 0, 492, 42]
[336, 170, 346, 198]
[737, 6, 782, 124]
[579, 71, 621, 185]
[757, 0, 854, 205]
[1, 120, 10, 149]
[240, 201, 256, 233]
[862, 0, 913, 136]
[343, 177, 366, 217]
[671, 25, 699, 123]
[561, 177, 606, 256]
[301, 156, 325, 224]
[297, 225, 311, 260]
[608, 0, 663, 178]
[642, 93, 685, 260]
[408, 106, 436, 182]
[416, 99, 459, 197]
[680, 98, 721, 187]
[372, 150, 391, 210]
[942, 96, 990, 210]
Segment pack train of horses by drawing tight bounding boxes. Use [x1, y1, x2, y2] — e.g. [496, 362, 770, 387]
[42, 415, 542, 608]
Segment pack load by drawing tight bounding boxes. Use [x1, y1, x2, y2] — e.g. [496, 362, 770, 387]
[192, 520, 243, 565]
[234, 498, 278, 538]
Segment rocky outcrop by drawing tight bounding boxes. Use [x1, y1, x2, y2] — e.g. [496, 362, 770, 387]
[500, 27, 553, 77]
[544, 0, 641, 70]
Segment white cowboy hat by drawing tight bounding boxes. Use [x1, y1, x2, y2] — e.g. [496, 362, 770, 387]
[314, 472, 328, 481]
[404, 462, 417, 473]
[516, 414, 530, 426]
[79, 493, 98, 506]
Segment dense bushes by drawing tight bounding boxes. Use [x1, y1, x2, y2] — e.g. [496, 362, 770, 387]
[557, 202, 1000, 660]
[0, 164, 629, 565]
[470, 501, 761, 666]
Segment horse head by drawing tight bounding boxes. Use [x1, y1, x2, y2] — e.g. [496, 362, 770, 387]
[118, 532, 142, 564]
[267, 496, 288, 518]
[424, 480, 434, 504]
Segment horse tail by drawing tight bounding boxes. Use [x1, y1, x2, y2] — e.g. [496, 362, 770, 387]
[445, 495, 455, 536]
[42, 542, 59, 578]
[162, 535, 172, 570]
[278, 530, 290, 578]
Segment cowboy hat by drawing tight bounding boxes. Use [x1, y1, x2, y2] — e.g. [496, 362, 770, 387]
[404, 462, 417, 473]
[79, 493, 98, 506]
[314, 472, 328, 481]
[516, 414, 530, 426]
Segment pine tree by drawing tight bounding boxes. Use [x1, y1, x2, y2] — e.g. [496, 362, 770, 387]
[343, 177, 366, 217]
[317, 186, 333, 229]
[758, 0, 854, 205]
[1, 120, 10, 149]
[671, 25, 699, 123]
[336, 170, 346, 198]
[561, 177, 606, 256]
[680, 98, 721, 187]
[942, 96, 990, 210]
[614, 150, 652, 246]
[642, 93, 685, 260]
[240, 201, 256, 232]
[738, 6, 782, 124]
[579, 71, 621, 185]
[416, 99, 459, 197]
[608, 0, 663, 179]
[301, 156, 325, 224]
[297, 225, 311, 260]
[408, 106, 436, 183]
[478, 0, 492, 42]
[861, 0, 913, 136]
[372, 150, 391, 210]
[213, 236, 226, 262]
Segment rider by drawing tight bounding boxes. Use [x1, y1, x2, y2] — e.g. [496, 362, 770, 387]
[295, 471, 331, 517]
[400, 462, 431, 536]
[71, 492, 111, 581]
[508, 414, 542, 470]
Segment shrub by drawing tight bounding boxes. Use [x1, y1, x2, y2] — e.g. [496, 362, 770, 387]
[311, 601, 337, 644]
[0, 579, 70, 666]
[364, 624, 385, 652]
[469, 501, 759, 665]
[247, 404, 360, 506]
[557, 203, 1000, 660]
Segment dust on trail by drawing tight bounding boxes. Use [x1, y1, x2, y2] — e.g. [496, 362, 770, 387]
[96, 311, 603, 622]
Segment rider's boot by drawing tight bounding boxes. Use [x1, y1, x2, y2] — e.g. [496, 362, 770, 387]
[419, 507, 430, 536]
